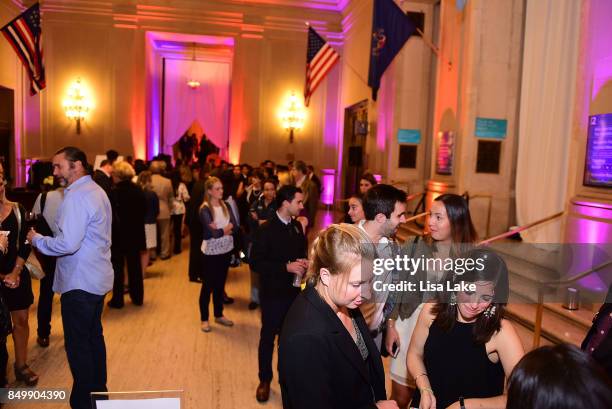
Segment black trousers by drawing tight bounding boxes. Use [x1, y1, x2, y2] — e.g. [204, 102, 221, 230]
[110, 250, 143, 306]
[61, 290, 107, 409]
[199, 252, 231, 321]
[37, 256, 56, 338]
[188, 225, 203, 281]
[258, 295, 297, 382]
[171, 214, 184, 254]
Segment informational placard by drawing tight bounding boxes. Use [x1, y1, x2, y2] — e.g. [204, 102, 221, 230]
[436, 131, 454, 175]
[584, 113, 612, 188]
[475, 117, 507, 139]
[96, 398, 180, 409]
[397, 129, 421, 144]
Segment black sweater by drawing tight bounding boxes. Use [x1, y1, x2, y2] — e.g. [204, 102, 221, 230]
[250, 212, 307, 299]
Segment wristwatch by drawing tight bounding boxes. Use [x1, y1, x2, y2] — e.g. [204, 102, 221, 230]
[459, 396, 466, 409]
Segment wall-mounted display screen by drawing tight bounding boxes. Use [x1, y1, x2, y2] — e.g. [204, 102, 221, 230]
[584, 113, 612, 188]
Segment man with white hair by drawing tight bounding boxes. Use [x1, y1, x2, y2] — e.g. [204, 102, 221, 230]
[149, 160, 174, 260]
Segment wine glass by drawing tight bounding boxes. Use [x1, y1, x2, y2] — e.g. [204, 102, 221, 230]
[24, 211, 38, 244]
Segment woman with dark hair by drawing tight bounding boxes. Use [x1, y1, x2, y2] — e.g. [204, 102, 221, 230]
[346, 193, 365, 224]
[359, 172, 378, 194]
[199, 176, 239, 332]
[279, 224, 398, 409]
[386, 193, 478, 408]
[0, 163, 38, 385]
[507, 343, 612, 409]
[407, 247, 524, 409]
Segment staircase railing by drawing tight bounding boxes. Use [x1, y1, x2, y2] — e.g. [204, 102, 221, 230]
[530, 259, 612, 348]
[478, 211, 564, 246]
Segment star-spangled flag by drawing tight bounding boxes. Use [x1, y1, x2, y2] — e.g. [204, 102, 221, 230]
[1, 3, 46, 95]
[368, 0, 416, 100]
[304, 26, 340, 107]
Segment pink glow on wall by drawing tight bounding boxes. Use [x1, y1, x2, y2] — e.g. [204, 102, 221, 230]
[373, 174, 382, 183]
[321, 168, 336, 205]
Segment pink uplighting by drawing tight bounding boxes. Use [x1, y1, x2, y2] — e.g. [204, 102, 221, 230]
[321, 168, 336, 206]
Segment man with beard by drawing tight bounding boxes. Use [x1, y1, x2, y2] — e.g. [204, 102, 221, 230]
[358, 184, 407, 350]
[28, 147, 113, 409]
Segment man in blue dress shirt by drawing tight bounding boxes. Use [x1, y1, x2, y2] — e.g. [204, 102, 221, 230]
[28, 146, 113, 409]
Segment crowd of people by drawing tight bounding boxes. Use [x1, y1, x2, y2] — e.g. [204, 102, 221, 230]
[0, 146, 608, 409]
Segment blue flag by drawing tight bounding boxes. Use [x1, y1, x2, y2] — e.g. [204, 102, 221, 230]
[368, 0, 416, 100]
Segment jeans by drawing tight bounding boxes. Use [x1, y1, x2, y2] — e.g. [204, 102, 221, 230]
[61, 290, 107, 409]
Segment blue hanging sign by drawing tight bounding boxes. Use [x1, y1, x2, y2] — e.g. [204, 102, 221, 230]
[475, 117, 507, 139]
[397, 129, 421, 144]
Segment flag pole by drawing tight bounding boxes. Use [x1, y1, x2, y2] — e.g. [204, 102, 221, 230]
[416, 27, 439, 58]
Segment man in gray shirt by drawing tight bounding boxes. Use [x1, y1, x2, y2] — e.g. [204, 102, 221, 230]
[28, 147, 113, 409]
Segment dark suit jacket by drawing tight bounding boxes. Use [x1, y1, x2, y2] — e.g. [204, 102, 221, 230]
[110, 180, 146, 252]
[250, 213, 307, 299]
[279, 286, 387, 409]
[93, 169, 112, 197]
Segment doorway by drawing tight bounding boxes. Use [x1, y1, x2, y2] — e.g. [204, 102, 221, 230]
[342, 99, 369, 199]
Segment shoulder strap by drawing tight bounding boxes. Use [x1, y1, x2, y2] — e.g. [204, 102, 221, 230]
[12, 203, 21, 252]
[40, 192, 48, 213]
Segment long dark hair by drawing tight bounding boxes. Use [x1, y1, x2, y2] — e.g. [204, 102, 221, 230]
[431, 193, 478, 256]
[432, 247, 509, 344]
[507, 344, 612, 409]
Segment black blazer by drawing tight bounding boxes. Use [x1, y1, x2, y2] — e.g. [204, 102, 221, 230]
[250, 213, 307, 299]
[279, 286, 387, 409]
[110, 180, 146, 252]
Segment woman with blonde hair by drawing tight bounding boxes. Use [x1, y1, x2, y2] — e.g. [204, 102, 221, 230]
[107, 161, 146, 308]
[279, 224, 398, 409]
[199, 176, 239, 332]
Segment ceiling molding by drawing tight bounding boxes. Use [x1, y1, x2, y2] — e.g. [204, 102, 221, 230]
[39, 0, 344, 38]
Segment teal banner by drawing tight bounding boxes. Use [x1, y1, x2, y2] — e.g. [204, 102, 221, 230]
[397, 129, 421, 144]
[475, 117, 507, 139]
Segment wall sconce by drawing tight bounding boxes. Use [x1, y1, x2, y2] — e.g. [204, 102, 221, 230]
[63, 78, 92, 134]
[281, 91, 305, 143]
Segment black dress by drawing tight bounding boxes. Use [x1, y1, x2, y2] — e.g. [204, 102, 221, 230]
[0, 205, 33, 311]
[411, 321, 505, 408]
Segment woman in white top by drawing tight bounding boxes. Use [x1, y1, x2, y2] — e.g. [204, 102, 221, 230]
[199, 177, 239, 332]
[171, 172, 190, 255]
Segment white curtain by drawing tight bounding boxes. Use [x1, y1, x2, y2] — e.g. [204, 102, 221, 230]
[163, 58, 231, 157]
[515, 0, 581, 242]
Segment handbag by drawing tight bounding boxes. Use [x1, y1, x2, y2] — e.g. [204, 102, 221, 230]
[200, 203, 235, 256]
[12, 203, 45, 280]
[201, 235, 234, 256]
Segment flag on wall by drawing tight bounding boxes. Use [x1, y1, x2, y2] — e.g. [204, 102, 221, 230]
[1, 3, 46, 95]
[304, 26, 340, 107]
[368, 0, 416, 100]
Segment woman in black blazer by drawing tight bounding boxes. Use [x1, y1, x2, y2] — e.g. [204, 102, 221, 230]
[279, 224, 398, 409]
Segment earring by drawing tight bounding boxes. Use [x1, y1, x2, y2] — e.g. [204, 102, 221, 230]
[483, 305, 496, 318]
[449, 292, 457, 306]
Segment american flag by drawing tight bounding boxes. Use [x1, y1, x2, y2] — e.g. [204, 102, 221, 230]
[1, 3, 46, 95]
[304, 26, 339, 107]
